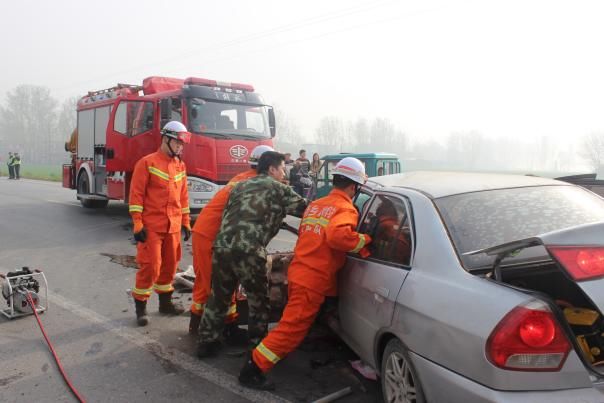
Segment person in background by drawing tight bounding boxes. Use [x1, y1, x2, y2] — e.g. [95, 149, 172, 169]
[309, 153, 322, 200]
[7, 152, 15, 179]
[289, 160, 303, 196]
[13, 153, 21, 180]
[284, 153, 294, 165]
[296, 149, 310, 174]
[283, 153, 294, 183]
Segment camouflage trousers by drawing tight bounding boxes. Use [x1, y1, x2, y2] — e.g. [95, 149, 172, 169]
[198, 247, 269, 347]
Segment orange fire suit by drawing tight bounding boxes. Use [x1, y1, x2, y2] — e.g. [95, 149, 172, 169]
[252, 188, 371, 372]
[129, 150, 190, 302]
[190, 169, 256, 319]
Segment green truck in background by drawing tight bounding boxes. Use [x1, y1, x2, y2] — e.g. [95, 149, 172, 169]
[315, 152, 401, 198]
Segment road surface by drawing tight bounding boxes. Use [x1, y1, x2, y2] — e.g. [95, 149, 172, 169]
[0, 178, 380, 403]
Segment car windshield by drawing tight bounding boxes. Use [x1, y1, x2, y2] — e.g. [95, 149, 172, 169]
[186, 98, 271, 139]
[435, 185, 604, 270]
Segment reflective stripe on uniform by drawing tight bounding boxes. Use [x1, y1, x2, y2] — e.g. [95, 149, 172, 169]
[174, 172, 186, 182]
[148, 166, 170, 181]
[301, 217, 330, 228]
[227, 181, 240, 188]
[153, 283, 174, 292]
[255, 342, 281, 364]
[181, 206, 190, 214]
[227, 303, 237, 316]
[129, 204, 144, 213]
[350, 233, 367, 253]
[132, 287, 153, 296]
[193, 302, 204, 311]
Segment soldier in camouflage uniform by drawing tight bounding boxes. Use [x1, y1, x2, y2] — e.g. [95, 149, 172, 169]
[197, 151, 308, 358]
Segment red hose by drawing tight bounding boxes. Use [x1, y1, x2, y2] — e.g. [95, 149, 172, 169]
[25, 292, 86, 403]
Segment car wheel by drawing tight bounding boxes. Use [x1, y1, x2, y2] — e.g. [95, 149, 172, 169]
[381, 338, 425, 403]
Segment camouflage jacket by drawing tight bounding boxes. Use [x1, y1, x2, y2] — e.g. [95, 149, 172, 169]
[214, 174, 308, 257]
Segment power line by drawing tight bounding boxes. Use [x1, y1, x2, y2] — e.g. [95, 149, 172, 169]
[51, 0, 396, 94]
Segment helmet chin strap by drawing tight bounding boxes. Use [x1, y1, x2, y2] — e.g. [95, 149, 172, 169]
[166, 137, 181, 160]
[353, 183, 361, 198]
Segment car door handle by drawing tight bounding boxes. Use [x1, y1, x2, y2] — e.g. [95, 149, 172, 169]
[374, 286, 389, 304]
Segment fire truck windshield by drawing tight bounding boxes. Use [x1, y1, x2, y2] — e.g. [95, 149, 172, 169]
[187, 98, 271, 139]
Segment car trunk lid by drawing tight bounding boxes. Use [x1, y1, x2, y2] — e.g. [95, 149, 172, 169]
[466, 222, 604, 314]
[467, 222, 604, 372]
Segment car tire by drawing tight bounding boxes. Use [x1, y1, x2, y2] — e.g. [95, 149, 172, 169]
[381, 338, 425, 403]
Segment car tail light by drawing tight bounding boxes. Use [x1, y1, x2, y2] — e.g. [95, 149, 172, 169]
[486, 301, 570, 371]
[548, 246, 604, 281]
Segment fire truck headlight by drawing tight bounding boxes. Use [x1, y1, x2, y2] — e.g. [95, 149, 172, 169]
[187, 178, 215, 193]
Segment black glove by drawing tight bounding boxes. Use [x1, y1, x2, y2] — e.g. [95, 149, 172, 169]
[182, 225, 191, 241]
[134, 227, 147, 243]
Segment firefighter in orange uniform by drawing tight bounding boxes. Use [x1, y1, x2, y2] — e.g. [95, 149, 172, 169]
[129, 121, 192, 326]
[189, 145, 274, 340]
[239, 157, 372, 390]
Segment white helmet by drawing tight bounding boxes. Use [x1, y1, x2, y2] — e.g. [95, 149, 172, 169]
[161, 121, 191, 143]
[333, 157, 367, 185]
[249, 145, 274, 166]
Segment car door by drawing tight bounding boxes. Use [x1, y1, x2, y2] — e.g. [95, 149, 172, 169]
[338, 192, 414, 365]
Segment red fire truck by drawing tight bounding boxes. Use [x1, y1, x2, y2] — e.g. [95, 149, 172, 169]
[63, 76, 275, 215]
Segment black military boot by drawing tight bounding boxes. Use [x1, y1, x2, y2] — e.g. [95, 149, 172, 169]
[239, 357, 275, 391]
[197, 340, 223, 358]
[189, 312, 202, 335]
[158, 291, 185, 315]
[223, 323, 249, 345]
[135, 299, 149, 327]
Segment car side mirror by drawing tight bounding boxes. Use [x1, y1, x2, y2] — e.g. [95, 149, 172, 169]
[268, 107, 276, 138]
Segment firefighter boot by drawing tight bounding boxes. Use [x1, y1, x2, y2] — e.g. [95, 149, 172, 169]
[223, 323, 249, 345]
[189, 312, 202, 335]
[239, 357, 275, 391]
[197, 340, 223, 358]
[158, 291, 185, 315]
[135, 299, 149, 327]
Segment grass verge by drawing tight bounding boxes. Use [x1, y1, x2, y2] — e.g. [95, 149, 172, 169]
[0, 165, 62, 182]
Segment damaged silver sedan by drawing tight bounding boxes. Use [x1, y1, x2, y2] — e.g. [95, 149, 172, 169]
[325, 171, 604, 403]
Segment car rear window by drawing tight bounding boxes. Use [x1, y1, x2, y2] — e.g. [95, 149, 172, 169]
[434, 185, 604, 269]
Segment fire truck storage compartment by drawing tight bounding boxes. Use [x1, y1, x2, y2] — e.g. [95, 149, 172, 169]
[62, 164, 74, 189]
[492, 261, 604, 370]
[78, 106, 111, 195]
[77, 109, 95, 160]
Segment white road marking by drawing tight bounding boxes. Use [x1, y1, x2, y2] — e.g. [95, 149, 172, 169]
[48, 293, 290, 403]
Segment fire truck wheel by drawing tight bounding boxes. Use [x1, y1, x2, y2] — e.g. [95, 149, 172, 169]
[78, 172, 94, 208]
[77, 172, 108, 208]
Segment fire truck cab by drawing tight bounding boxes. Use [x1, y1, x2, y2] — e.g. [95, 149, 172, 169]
[63, 76, 275, 215]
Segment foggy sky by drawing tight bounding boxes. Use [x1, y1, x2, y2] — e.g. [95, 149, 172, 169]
[2, 0, 604, 165]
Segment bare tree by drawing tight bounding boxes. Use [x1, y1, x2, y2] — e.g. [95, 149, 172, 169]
[446, 131, 484, 169]
[352, 118, 370, 150]
[581, 132, 604, 171]
[56, 96, 78, 138]
[0, 85, 58, 164]
[315, 116, 345, 149]
[273, 106, 305, 150]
